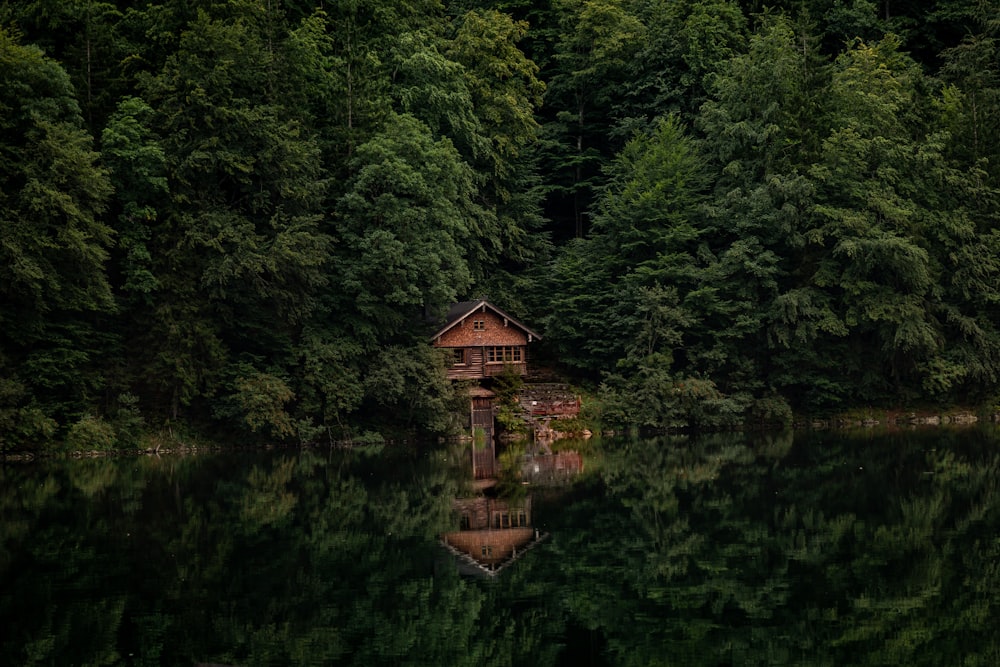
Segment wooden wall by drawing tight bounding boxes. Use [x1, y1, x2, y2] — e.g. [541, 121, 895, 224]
[436, 309, 528, 348]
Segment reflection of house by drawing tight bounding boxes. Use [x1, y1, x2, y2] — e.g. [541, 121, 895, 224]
[432, 300, 542, 381]
[471, 438, 498, 480]
[521, 450, 585, 484]
[454, 496, 531, 531]
[441, 496, 544, 575]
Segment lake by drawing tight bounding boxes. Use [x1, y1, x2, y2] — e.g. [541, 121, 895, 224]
[2, 426, 999, 666]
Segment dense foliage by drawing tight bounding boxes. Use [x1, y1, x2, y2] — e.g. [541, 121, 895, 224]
[3, 0, 1000, 446]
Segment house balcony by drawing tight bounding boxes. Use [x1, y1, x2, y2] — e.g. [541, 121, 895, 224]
[446, 362, 527, 381]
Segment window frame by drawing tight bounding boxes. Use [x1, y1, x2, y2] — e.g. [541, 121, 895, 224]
[486, 346, 523, 364]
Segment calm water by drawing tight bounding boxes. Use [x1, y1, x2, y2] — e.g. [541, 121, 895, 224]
[3, 427, 1000, 666]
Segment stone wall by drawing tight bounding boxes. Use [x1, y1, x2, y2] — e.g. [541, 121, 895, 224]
[520, 383, 581, 418]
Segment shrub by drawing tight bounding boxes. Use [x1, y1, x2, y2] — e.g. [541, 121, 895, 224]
[65, 415, 116, 451]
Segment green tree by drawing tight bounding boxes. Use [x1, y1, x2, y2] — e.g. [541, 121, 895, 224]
[940, 33, 1000, 180]
[619, 0, 746, 130]
[333, 111, 480, 338]
[319, 0, 449, 164]
[591, 116, 709, 344]
[543, 0, 645, 238]
[1, 0, 126, 133]
[807, 36, 937, 401]
[546, 117, 739, 427]
[905, 29, 1000, 399]
[101, 96, 167, 306]
[0, 28, 114, 439]
[290, 330, 365, 444]
[697, 14, 827, 406]
[447, 9, 550, 287]
[134, 9, 331, 424]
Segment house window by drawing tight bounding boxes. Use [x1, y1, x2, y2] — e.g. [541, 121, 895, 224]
[473, 318, 486, 331]
[486, 346, 522, 363]
[460, 514, 470, 530]
[453, 349, 466, 365]
[517, 511, 527, 527]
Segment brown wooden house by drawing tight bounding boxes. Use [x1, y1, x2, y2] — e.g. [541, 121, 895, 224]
[432, 300, 542, 381]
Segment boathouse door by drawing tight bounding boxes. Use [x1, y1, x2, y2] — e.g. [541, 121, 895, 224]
[471, 395, 494, 439]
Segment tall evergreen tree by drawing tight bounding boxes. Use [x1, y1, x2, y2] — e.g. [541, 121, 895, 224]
[134, 9, 331, 425]
[447, 8, 550, 307]
[542, 0, 645, 238]
[807, 36, 937, 401]
[545, 117, 741, 426]
[333, 111, 479, 339]
[619, 0, 746, 130]
[697, 14, 826, 405]
[0, 28, 114, 443]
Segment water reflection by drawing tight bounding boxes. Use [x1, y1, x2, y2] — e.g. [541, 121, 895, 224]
[522, 447, 585, 485]
[3, 428, 1000, 665]
[441, 496, 540, 576]
[550, 427, 1000, 666]
[441, 439, 587, 576]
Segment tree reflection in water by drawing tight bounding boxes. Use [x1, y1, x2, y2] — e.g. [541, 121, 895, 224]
[1, 428, 1000, 665]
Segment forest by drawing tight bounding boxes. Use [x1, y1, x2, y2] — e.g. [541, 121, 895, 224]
[2, 0, 1000, 450]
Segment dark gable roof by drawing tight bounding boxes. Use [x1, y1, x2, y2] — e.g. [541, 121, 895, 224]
[432, 299, 542, 341]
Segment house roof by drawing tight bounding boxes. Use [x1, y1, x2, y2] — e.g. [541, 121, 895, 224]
[439, 530, 549, 578]
[432, 300, 542, 342]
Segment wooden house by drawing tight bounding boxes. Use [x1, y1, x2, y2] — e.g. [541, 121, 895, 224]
[432, 300, 542, 381]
